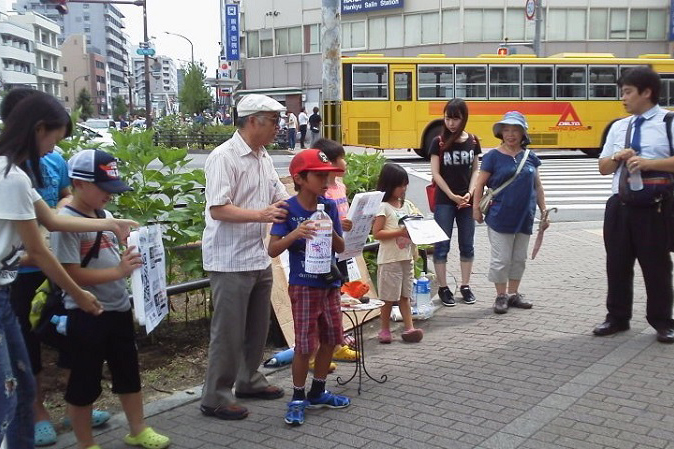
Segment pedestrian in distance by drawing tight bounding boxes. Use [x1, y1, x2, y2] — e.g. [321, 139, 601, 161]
[309, 106, 322, 147]
[2, 88, 114, 448]
[473, 111, 549, 315]
[268, 149, 350, 426]
[373, 163, 424, 344]
[200, 94, 289, 421]
[51, 149, 170, 449]
[298, 107, 309, 149]
[429, 98, 481, 307]
[593, 66, 674, 343]
[0, 91, 136, 448]
[287, 110, 298, 150]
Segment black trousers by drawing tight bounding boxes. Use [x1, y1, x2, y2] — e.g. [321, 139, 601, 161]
[603, 194, 674, 331]
[299, 124, 307, 148]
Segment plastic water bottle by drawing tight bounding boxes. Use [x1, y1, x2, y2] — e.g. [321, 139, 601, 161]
[263, 347, 295, 368]
[415, 272, 432, 314]
[50, 315, 67, 335]
[304, 204, 332, 274]
[629, 169, 643, 191]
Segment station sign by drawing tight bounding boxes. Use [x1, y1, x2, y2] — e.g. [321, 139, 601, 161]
[224, 4, 240, 61]
[342, 0, 404, 15]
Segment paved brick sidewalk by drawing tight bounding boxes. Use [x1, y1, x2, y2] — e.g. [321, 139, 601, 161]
[54, 221, 674, 449]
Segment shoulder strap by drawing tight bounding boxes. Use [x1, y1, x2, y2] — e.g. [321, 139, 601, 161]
[664, 112, 674, 156]
[65, 206, 106, 268]
[624, 118, 634, 150]
[490, 149, 531, 197]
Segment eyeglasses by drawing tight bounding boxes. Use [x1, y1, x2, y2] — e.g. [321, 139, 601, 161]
[254, 114, 281, 126]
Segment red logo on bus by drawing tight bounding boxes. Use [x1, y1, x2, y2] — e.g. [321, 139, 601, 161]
[556, 103, 582, 127]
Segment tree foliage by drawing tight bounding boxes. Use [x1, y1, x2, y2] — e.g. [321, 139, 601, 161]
[112, 96, 128, 120]
[178, 62, 212, 116]
[75, 88, 93, 121]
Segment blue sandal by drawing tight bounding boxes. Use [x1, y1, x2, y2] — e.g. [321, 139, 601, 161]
[62, 409, 111, 428]
[35, 420, 57, 447]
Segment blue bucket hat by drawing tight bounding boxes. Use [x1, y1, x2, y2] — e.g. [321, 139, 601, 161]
[493, 111, 530, 146]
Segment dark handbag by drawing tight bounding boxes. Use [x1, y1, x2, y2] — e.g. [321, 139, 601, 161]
[31, 209, 105, 349]
[618, 117, 674, 206]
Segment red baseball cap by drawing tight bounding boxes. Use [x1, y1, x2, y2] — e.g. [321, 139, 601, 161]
[289, 149, 342, 176]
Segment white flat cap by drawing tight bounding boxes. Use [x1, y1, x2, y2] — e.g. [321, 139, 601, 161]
[236, 94, 286, 117]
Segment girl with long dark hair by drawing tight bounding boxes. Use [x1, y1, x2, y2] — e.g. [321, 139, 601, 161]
[0, 91, 135, 447]
[429, 98, 481, 307]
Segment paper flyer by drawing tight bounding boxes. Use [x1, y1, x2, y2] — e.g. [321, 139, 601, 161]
[128, 224, 169, 334]
[337, 191, 384, 261]
[403, 218, 449, 245]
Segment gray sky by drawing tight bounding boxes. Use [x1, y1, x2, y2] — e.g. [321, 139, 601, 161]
[118, 0, 221, 76]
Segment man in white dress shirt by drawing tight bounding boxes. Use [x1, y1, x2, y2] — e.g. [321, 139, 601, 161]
[593, 67, 674, 343]
[201, 94, 290, 420]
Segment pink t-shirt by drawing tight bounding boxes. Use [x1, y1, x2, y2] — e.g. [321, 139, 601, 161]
[325, 179, 349, 220]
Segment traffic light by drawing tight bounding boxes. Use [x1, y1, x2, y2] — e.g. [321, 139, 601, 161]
[497, 46, 509, 56]
[40, 0, 68, 14]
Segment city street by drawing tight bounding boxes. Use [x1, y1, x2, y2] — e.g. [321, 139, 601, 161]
[53, 218, 674, 449]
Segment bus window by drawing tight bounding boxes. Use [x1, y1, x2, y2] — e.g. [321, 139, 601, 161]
[456, 65, 487, 99]
[522, 66, 553, 99]
[352, 65, 389, 99]
[659, 75, 674, 107]
[394, 72, 412, 101]
[589, 66, 618, 99]
[418, 65, 454, 99]
[489, 65, 520, 99]
[556, 66, 587, 99]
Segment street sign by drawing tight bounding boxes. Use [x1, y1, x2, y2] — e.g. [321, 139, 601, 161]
[525, 0, 536, 21]
[136, 47, 156, 56]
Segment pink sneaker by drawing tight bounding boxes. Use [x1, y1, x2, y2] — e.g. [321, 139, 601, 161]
[378, 329, 392, 344]
[401, 328, 424, 343]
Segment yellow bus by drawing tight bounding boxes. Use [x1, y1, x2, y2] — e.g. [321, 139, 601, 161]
[340, 53, 674, 158]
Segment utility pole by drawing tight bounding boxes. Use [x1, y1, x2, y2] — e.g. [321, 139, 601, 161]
[321, 0, 341, 142]
[533, 0, 543, 57]
[141, 0, 152, 128]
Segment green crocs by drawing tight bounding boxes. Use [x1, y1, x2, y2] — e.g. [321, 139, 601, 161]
[123, 427, 170, 449]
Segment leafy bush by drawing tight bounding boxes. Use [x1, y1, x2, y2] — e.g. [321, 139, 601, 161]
[342, 152, 387, 203]
[106, 130, 206, 282]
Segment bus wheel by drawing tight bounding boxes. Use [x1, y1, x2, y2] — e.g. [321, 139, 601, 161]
[416, 125, 443, 160]
[581, 149, 601, 158]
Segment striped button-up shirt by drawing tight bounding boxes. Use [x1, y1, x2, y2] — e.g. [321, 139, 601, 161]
[202, 131, 289, 272]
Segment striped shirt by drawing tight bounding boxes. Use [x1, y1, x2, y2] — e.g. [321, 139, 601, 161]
[202, 131, 289, 272]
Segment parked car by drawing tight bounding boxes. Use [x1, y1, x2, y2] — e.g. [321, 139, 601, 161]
[76, 123, 114, 146]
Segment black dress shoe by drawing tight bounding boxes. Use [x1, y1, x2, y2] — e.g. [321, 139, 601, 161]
[656, 329, 674, 343]
[593, 321, 630, 336]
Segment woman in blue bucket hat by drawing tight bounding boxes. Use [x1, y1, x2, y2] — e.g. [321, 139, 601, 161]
[472, 111, 550, 314]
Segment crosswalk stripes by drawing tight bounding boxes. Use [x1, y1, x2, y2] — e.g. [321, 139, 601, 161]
[401, 157, 613, 211]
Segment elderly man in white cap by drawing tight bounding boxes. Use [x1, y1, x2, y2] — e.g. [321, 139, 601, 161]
[201, 94, 289, 420]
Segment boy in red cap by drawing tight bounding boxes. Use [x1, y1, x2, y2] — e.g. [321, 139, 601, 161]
[268, 149, 350, 426]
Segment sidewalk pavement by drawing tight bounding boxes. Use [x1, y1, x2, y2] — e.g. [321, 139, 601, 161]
[54, 221, 674, 449]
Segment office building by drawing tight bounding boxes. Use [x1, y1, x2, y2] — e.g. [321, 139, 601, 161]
[61, 34, 108, 116]
[14, 0, 131, 113]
